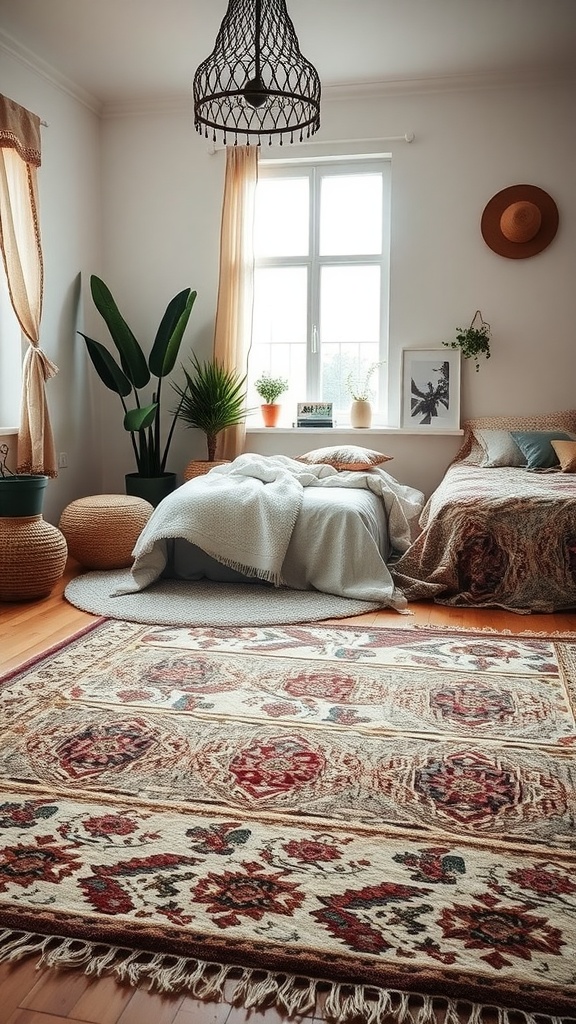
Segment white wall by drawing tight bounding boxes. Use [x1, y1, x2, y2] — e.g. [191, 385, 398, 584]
[1, 46, 575, 514]
[96, 110, 225, 493]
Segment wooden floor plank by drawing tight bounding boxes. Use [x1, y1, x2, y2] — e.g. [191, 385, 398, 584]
[172, 995, 232, 1024]
[0, 960, 47, 1023]
[115, 987, 184, 1024]
[6, 1010, 92, 1024]
[22, 968, 93, 1014]
[68, 975, 135, 1024]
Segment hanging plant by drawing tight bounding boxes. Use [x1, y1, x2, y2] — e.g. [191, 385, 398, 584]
[443, 310, 491, 372]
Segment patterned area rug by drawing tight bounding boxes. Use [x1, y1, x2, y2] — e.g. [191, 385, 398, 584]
[1, 620, 576, 1023]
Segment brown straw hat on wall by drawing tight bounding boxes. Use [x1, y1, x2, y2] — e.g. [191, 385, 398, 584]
[481, 184, 559, 259]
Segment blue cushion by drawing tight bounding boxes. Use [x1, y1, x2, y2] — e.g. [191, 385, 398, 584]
[510, 430, 574, 469]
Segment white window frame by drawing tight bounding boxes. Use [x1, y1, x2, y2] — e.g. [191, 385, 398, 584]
[251, 154, 391, 424]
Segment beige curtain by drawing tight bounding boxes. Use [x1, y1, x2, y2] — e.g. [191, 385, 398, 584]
[0, 93, 58, 477]
[213, 145, 258, 460]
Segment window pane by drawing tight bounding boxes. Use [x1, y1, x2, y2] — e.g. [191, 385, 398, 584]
[254, 177, 309, 257]
[252, 267, 307, 346]
[320, 174, 382, 256]
[249, 266, 308, 419]
[321, 344, 380, 414]
[320, 266, 380, 344]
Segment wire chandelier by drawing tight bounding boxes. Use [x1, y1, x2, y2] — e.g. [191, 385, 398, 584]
[193, 0, 321, 146]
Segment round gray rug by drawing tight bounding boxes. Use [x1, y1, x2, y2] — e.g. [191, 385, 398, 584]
[64, 569, 383, 626]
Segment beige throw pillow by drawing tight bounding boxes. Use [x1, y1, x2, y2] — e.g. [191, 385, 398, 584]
[296, 445, 392, 471]
[551, 439, 576, 472]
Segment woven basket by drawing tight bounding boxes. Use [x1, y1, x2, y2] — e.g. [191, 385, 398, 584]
[0, 515, 67, 601]
[183, 459, 230, 481]
[59, 494, 153, 569]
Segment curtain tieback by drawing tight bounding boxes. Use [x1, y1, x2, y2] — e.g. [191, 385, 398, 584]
[25, 345, 59, 381]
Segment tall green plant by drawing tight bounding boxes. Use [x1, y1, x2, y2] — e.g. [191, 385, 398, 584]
[173, 355, 251, 461]
[78, 275, 197, 476]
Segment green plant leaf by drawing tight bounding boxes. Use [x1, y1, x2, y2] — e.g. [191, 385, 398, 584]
[443, 322, 491, 372]
[90, 275, 150, 388]
[124, 404, 158, 432]
[78, 333, 132, 397]
[149, 289, 197, 378]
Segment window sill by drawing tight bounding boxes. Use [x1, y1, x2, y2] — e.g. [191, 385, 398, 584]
[246, 426, 464, 436]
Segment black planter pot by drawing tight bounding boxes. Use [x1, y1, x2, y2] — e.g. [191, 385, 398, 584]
[0, 474, 48, 517]
[125, 472, 177, 507]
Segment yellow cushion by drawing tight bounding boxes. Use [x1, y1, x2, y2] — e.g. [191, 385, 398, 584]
[551, 439, 576, 472]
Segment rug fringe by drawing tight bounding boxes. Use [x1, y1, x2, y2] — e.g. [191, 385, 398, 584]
[411, 622, 576, 637]
[1, 929, 574, 1024]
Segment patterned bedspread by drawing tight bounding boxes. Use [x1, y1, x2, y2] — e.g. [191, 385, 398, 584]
[391, 463, 576, 612]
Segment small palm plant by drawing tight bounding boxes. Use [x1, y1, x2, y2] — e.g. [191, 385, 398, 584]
[173, 355, 251, 461]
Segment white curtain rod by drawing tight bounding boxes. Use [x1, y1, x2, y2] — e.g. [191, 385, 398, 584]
[207, 131, 415, 155]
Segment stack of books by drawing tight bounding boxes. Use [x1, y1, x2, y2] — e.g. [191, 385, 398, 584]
[296, 402, 333, 428]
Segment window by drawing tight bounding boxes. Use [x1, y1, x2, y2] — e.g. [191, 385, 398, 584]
[248, 156, 391, 425]
[0, 267, 22, 429]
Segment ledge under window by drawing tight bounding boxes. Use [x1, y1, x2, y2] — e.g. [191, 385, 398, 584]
[246, 426, 464, 437]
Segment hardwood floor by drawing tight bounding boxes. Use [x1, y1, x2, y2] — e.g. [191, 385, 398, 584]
[1, 560, 575, 1023]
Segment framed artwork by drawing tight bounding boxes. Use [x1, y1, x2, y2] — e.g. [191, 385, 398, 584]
[401, 349, 461, 430]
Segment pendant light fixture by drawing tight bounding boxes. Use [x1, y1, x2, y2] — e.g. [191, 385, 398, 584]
[193, 0, 321, 146]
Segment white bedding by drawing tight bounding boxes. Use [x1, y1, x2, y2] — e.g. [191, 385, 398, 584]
[114, 453, 424, 610]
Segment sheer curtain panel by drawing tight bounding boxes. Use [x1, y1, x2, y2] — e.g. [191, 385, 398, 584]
[213, 145, 258, 460]
[0, 93, 58, 476]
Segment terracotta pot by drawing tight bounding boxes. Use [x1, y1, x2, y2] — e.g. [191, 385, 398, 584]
[261, 404, 281, 427]
[350, 399, 372, 428]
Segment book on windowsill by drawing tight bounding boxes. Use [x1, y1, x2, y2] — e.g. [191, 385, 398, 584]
[296, 402, 333, 428]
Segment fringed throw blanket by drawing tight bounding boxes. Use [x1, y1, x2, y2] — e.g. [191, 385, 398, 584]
[1, 619, 576, 1022]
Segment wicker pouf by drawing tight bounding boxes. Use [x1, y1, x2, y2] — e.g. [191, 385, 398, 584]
[59, 494, 154, 570]
[184, 459, 230, 481]
[0, 515, 68, 601]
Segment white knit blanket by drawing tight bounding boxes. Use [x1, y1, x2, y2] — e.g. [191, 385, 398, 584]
[116, 455, 315, 593]
[114, 453, 423, 598]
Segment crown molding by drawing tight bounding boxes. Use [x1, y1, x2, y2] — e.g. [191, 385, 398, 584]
[101, 66, 576, 118]
[0, 30, 102, 115]
[320, 67, 576, 101]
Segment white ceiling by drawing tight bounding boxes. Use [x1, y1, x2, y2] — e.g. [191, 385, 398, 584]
[1, 0, 576, 113]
